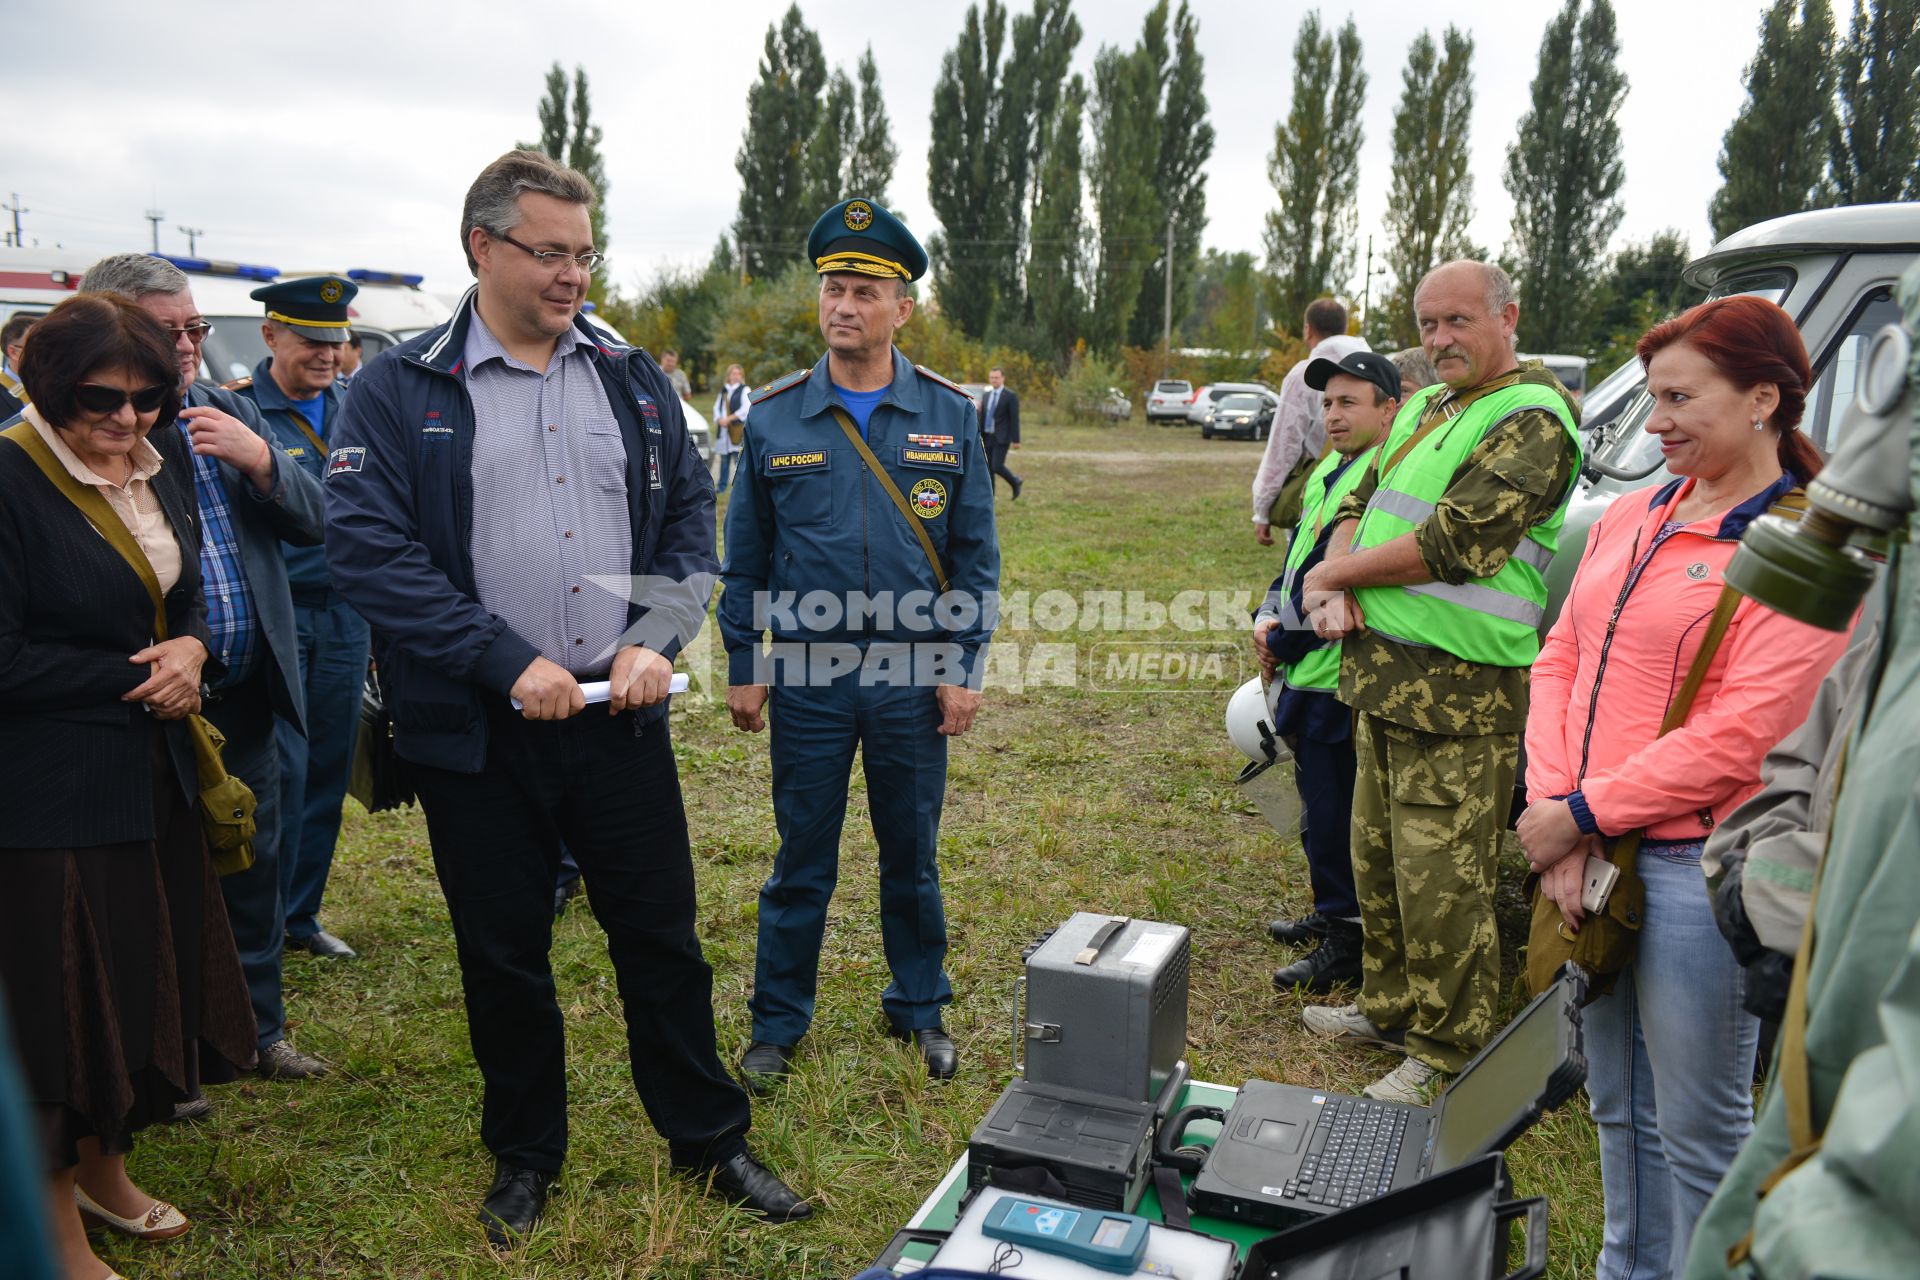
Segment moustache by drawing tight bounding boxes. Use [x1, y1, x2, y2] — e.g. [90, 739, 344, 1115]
[1432, 347, 1469, 362]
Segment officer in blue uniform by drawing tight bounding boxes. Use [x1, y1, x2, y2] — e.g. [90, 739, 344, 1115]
[229, 275, 367, 959]
[721, 198, 1000, 1089]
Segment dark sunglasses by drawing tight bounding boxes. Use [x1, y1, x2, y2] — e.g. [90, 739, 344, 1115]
[75, 383, 173, 415]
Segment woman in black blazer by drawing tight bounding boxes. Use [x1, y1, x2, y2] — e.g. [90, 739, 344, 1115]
[0, 295, 255, 1280]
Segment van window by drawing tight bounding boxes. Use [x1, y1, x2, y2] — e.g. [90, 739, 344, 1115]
[1155, 381, 1190, 393]
[1807, 287, 1902, 454]
[1705, 268, 1794, 306]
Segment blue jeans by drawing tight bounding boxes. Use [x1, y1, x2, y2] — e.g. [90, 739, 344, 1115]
[1586, 841, 1758, 1279]
[275, 595, 371, 940]
[715, 452, 737, 492]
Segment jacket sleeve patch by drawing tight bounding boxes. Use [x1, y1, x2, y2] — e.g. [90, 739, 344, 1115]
[326, 445, 367, 479]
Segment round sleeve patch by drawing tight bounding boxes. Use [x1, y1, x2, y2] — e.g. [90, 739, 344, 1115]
[909, 477, 947, 519]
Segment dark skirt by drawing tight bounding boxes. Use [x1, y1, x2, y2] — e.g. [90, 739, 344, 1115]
[0, 733, 257, 1169]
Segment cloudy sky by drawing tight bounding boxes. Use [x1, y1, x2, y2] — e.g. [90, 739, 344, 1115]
[8, 0, 1773, 301]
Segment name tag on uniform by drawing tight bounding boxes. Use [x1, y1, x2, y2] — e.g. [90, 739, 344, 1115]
[899, 446, 961, 471]
[766, 450, 829, 473]
[285, 446, 307, 458]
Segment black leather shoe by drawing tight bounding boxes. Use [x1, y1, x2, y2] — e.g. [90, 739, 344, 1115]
[286, 929, 357, 959]
[1011, 477, 1023, 501]
[479, 1163, 553, 1248]
[887, 1024, 959, 1079]
[1267, 911, 1331, 946]
[1273, 921, 1363, 994]
[688, 1151, 812, 1223]
[739, 1041, 795, 1095]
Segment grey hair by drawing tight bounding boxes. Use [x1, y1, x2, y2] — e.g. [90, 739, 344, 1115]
[1390, 347, 1441, 390]
[460, 148, 597, 276]
[80, 253, 192, 300]
[1413, 259, 1516, 317]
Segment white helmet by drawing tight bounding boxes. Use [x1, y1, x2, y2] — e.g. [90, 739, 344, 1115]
[1226, 677, 1292, 766]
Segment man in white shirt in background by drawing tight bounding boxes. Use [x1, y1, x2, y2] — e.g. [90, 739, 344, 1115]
[1252, 297, 1369, 546]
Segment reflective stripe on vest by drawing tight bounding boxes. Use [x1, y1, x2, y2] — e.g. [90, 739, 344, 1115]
[1352, 383, 1580, 667]
[1277, 445, 1379, 691]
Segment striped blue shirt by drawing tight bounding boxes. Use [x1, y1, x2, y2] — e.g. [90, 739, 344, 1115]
[176, 413, 259, 687]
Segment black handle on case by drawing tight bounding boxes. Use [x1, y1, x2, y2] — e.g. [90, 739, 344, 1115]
[870, 1226, 952, 1270]
[1154, 1104, 1226, 1173]
[1074, 915, 1130, 964]
[1494, 1196, 1549, 1280]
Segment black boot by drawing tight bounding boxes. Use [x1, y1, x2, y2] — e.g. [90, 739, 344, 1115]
[1272, 920, 1363, 994]
[1266, 911, 1330, 946]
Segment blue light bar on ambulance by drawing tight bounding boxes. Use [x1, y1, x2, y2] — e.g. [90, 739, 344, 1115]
[580, 301, 597, 312]
[155, 254, 279, 282]
[346, 268, 426, 287]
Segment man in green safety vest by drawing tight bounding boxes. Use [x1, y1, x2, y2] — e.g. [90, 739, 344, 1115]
[1297, 260, 1583, 1104]
[1253, 351, 1402, 994]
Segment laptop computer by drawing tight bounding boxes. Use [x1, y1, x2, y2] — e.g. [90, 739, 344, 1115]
[1174, 972, 1586, 1229]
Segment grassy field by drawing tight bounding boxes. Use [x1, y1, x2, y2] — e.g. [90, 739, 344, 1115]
[117, 414, 1603, 1278]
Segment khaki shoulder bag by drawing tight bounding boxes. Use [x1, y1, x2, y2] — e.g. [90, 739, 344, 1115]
[2, 422, 257, 874]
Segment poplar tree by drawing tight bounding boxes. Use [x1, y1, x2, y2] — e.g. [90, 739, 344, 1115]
[803, 70, 856, 214]
[1710, 0, 1836, 241]
[1378, 27, 1477, 346]
[1503, 0, 1628, 353]
[1028, 77, 1088, 361]
[1264, 12, 1367, 336]
[849, 48, 899, 203]
[1827, 0, 1920, 203]
[733, 5, 828, 280]
[525, 63, 609, 301]
[1085, 22, 1161, 351]
[1127, 2, 1215, 349]
[927, 0, 1081, 339]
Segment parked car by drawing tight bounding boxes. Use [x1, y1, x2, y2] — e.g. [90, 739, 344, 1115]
[1543, 201, 1920, 634]
[1520, 352, 1588, 398]
[1073, 385, 1132, 421]
[1147, 379, 1194, 423]
[1200, 392, 1275, 441]
[1187, 381, 1276, 425]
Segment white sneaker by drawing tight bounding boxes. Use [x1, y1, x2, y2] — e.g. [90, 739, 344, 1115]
[1300, 1003, 1405, 1050]
[1363, 1056, 1444, 1104]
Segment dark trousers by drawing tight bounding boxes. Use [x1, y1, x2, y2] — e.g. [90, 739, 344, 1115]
[752, 680, 951, 1045]
[409, 705, 750, 1174]
[204, 671, 287, 1051]
[985, 435, 1020, 495]
[274, 594, 370, 940]
[1295, 730, 1360, 920]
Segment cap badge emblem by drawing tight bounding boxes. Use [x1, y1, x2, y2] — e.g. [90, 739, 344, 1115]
[843, 200, 874, 233]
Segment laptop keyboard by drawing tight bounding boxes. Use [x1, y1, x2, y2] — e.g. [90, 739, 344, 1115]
[1280, 1098, 1409, 1209]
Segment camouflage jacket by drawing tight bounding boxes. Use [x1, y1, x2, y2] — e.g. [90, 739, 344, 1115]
[1334, 362, 1580, 736]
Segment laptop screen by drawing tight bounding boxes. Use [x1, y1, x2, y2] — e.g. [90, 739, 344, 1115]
[1428, 985, 1567, 1172]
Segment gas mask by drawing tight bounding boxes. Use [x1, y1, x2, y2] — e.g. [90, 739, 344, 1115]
[1725, 265, 1919, 630]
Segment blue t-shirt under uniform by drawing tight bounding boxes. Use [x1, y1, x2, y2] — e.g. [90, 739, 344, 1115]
[288, 392, 325, 440]
[832, 384, 886, 437]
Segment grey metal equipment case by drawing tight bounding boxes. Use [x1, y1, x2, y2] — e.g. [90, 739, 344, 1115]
[1019, 914, 1191, 1112]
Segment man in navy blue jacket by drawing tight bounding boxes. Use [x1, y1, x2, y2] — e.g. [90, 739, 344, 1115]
[324, 150, 807, 1245]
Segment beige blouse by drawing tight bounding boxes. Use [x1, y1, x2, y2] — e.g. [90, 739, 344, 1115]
[26, 405, 182, 595]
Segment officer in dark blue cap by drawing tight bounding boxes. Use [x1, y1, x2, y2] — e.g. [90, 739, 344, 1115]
[227, 275, 368, 962]
[720, 198, 999, 1090]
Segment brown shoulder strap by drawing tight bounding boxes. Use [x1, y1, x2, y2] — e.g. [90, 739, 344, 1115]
[1606, 586, 1743, 878]
[829, 407, 951, 594]
[285, 413, 328, 459]
[1, 421, 170, 640]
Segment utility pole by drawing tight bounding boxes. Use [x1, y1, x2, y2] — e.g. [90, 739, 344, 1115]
[1362, 235, 1374, 331]
[177, 225, 204, 256]
[144, 208, 165, 253]
[1, 193, 23, 248]
[1161, 211, 1175, 375]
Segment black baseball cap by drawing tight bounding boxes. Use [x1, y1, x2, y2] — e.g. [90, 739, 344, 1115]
[1305, 350, 1401, 404]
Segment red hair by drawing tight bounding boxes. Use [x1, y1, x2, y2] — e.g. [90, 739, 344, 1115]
[1636, 295, 1821, 483]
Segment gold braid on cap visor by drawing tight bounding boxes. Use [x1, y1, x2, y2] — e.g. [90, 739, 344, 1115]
[267, 311, 353, 331]
[814, 250, 909, 280]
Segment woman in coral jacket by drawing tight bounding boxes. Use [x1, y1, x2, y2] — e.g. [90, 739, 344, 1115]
[1516, 295, 1856, 1280]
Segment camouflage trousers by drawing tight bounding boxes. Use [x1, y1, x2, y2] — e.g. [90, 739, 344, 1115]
[1350, 711, 1518, 1073]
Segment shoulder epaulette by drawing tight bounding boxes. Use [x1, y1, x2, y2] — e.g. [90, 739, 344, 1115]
[914, 365, 974, 402]
[750, 368, 811, 405]
[221, 376, 253, 393]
